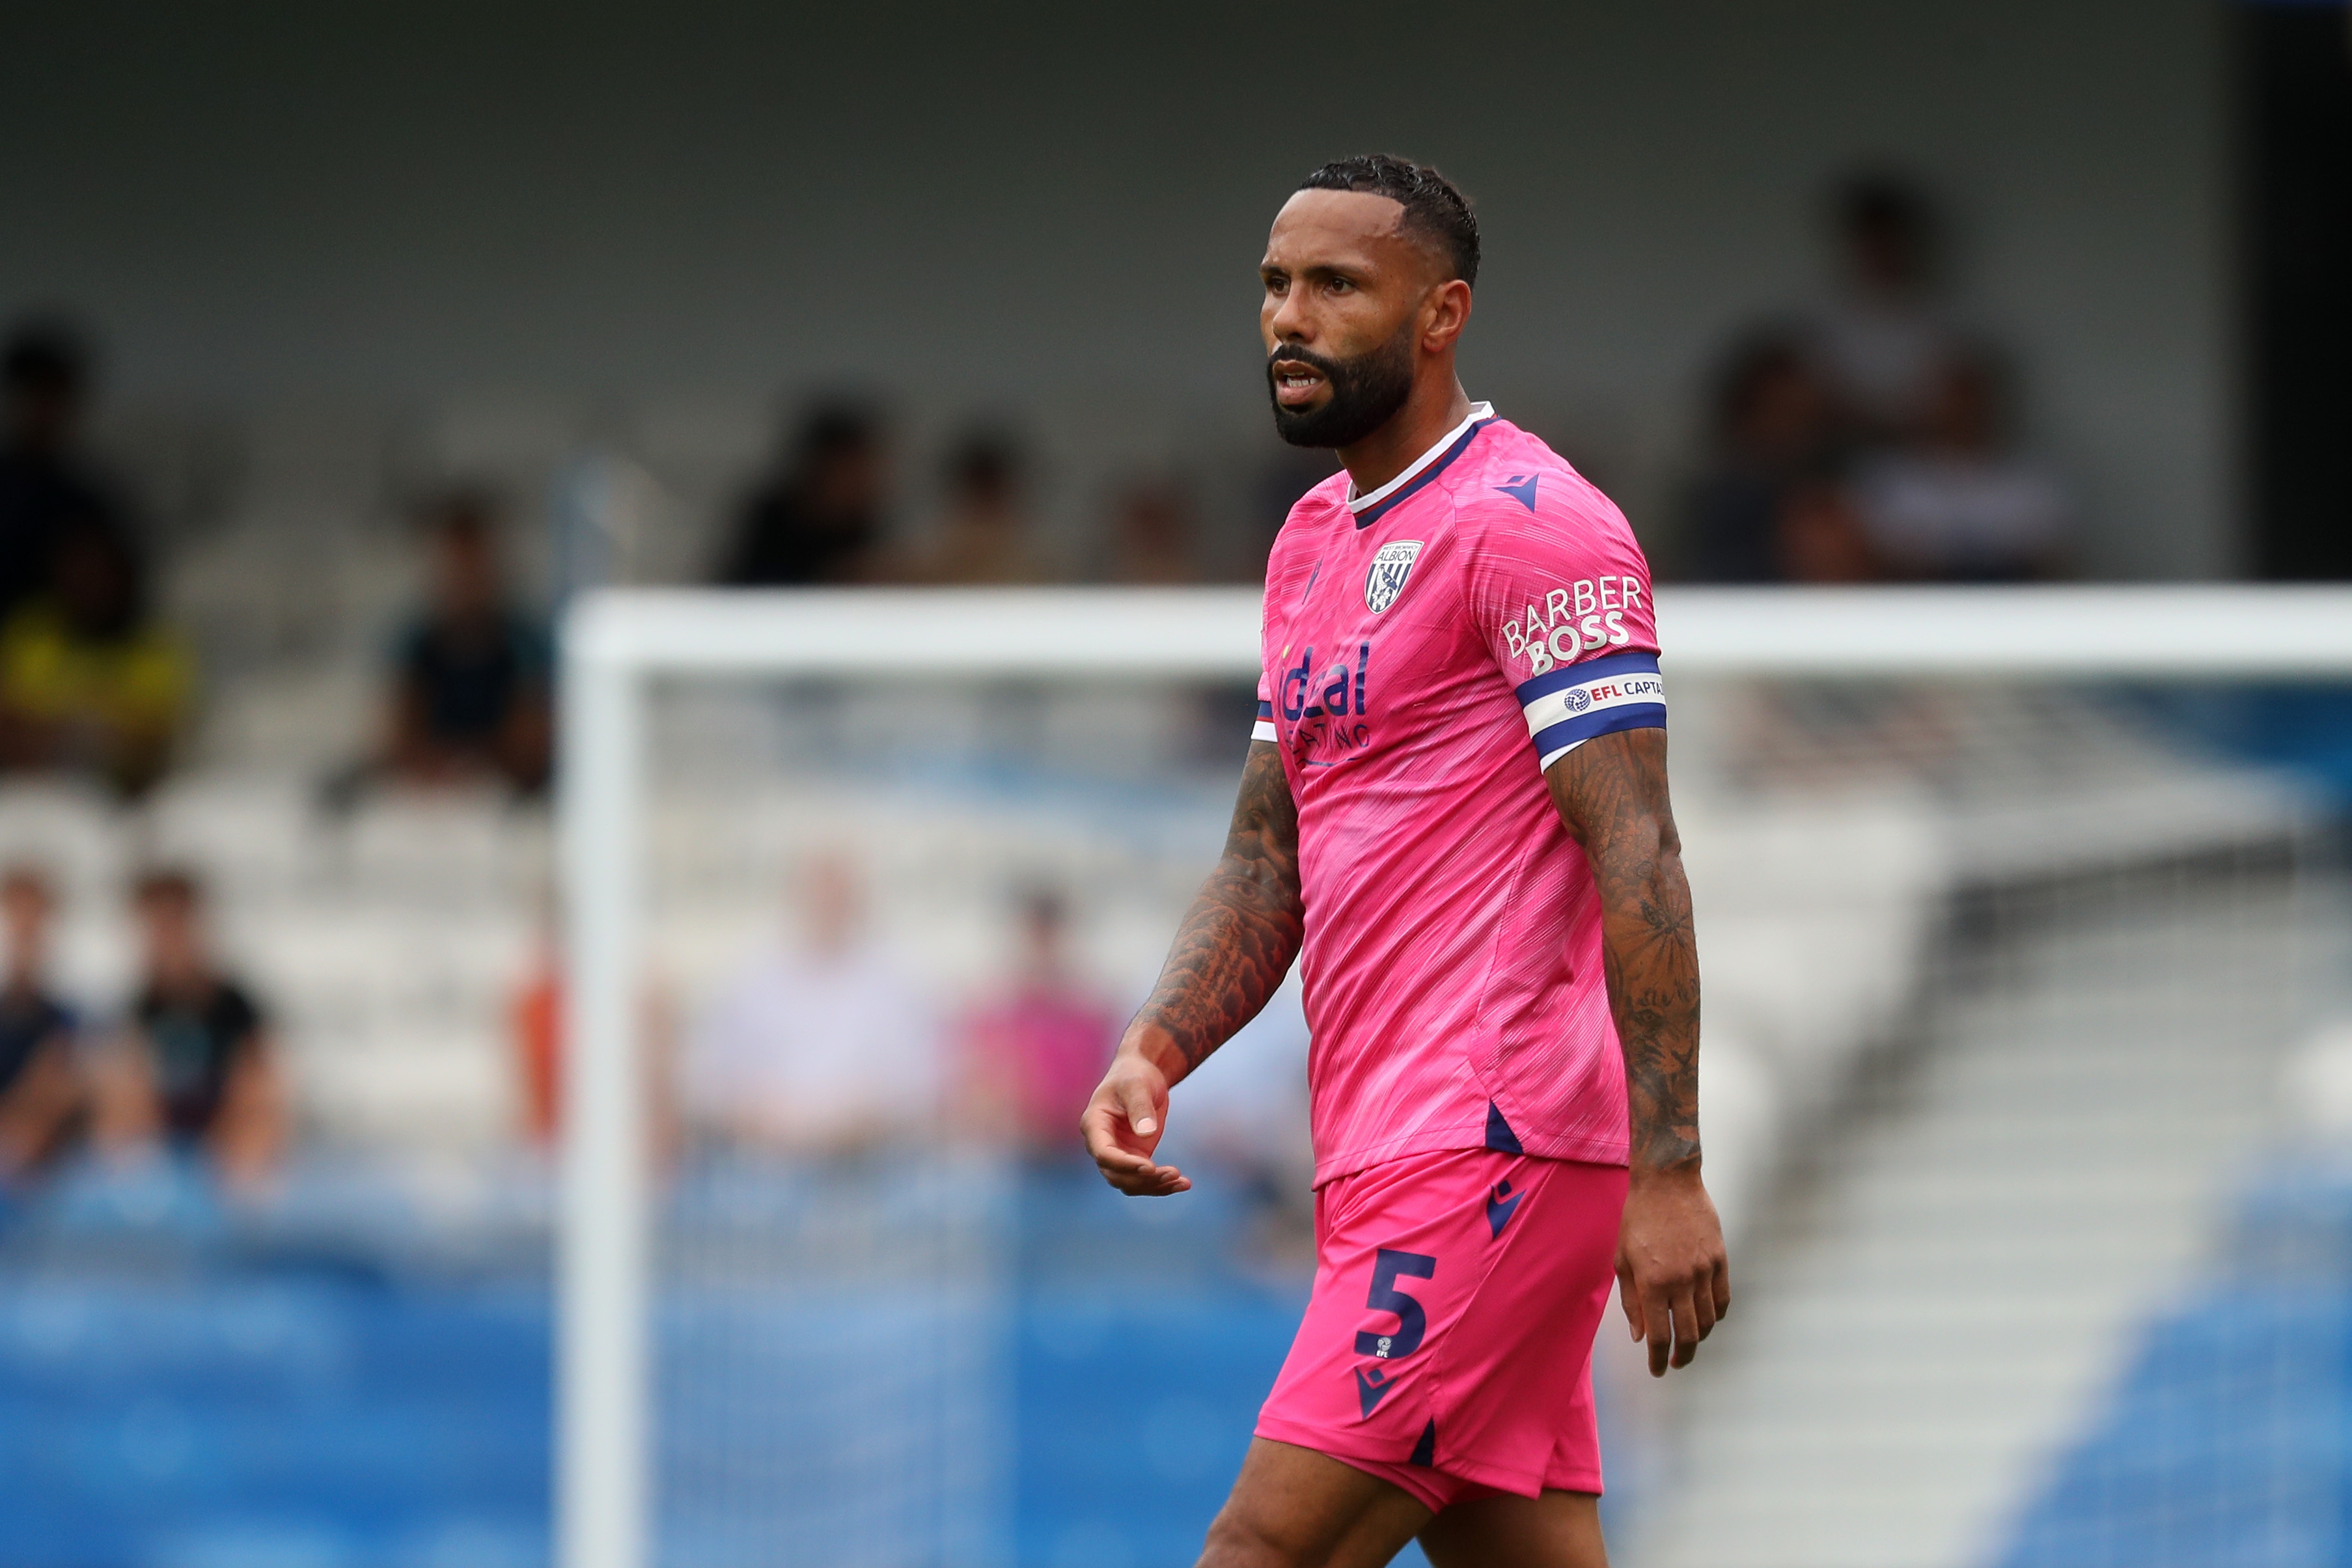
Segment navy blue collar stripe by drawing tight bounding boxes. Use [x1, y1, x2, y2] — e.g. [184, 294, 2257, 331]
[1355, 417, 1496, 530]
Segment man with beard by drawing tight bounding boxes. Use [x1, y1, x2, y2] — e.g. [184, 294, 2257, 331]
[1082, 155, 1728, 1567]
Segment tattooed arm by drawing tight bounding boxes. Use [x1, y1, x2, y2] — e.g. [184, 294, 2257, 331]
[1548, 725, 1730, 1375]
[1081, 740, 1303, 1196]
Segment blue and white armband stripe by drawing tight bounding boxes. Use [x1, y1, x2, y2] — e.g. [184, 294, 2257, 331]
[1251, 699, 1278, 744]
[1515, 651, 1665, 769]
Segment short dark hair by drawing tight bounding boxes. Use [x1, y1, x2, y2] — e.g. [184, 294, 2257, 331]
[416, 484, 501, 545]
[1834, 171, 1933, 241]
[1298, 154, 1480, 289]
[794, 400, 879, 464]
[945, 428, 1021, 497]
[3, 320, 89, 398]
[133, 866, 202, 907]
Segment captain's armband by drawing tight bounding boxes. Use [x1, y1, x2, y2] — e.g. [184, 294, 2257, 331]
[1516, 652, 1665, 770]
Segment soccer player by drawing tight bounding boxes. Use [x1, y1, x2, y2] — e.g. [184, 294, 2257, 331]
[1081, 155, 1728, 1568]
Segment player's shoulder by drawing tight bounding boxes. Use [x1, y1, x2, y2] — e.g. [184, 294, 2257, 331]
[1443, 420, 1629, 543]
[1260, 472, 1349, 607]
[1290, 468, 1353, 525]
[1267, 471, 1352, 561]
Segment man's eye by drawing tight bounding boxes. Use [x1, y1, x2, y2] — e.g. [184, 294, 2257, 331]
[1327, 277, 1353, 294]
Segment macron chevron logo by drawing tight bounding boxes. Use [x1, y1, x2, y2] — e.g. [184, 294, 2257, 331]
[1355, 1367, 1396, 1418]
[1495, 474, 1540, 511]
[1486, 1179, 1523, 1237]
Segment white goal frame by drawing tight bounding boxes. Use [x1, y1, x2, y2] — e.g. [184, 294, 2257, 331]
[557, 583, 2352, 1568]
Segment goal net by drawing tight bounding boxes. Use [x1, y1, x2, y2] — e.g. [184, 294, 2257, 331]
[559, 586, 2352, 1568]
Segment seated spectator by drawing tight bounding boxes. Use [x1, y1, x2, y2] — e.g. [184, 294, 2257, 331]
[915, 430, 1053, 585]
[1100, 476, 1202, 585]
[678, 854, 937, 1159]
[958, 887, 1117, 1157]
[506, 888, 680, 1164]
[382, 491, 552, 795]
[1145, 967, 1315, 1246]
[0, 514, 192, 795]
[0, 866, 81, 1185]
[90, 870, 283, 1190]
[1775, 469, 1883, 584]
[1850, 352, 2071, 581]
[718, 402, 890, 586]
[1680, 333, 1839, 583]
[511, 906, 563, 1149]
[1803, 172, 1963, 442]
[0, 321, 126, 626]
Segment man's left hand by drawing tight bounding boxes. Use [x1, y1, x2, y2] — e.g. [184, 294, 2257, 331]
[1616, 1165, 1730, 1377]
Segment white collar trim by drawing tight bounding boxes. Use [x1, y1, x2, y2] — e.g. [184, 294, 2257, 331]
[1346, 401, 1495, 514]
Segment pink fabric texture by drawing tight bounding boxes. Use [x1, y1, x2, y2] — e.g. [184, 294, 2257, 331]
[1254, 1146, 1627, 1506]
[1256, 411, 1662, 1186]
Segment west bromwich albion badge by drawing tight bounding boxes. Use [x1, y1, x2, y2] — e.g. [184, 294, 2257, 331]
[1364, 540, 1423, 613]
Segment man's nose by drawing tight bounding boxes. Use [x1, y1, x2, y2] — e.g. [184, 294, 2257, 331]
[1266, 288, 1314, 344]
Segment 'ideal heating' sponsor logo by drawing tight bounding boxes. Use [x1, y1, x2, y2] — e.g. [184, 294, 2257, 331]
[1499, 576, 1646, 674]
[1280, 642, 1376, 762]
[1280, 642, 1371, 722]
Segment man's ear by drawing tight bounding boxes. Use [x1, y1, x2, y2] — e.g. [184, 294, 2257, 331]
[1420, 277, 1473, 353]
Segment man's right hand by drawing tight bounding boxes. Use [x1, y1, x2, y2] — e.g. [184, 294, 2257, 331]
[1080, 1046, 1191, 1196]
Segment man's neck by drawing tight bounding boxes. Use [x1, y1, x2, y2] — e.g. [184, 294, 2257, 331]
[1337, 376, 1476, 497]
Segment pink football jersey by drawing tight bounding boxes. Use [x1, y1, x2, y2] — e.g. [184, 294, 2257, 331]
[1247, 404, 1664, 1186]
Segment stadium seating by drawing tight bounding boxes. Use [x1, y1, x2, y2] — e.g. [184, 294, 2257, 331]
[1998, 1162, 2352, 1568]
[27, 397, 2342, 1563]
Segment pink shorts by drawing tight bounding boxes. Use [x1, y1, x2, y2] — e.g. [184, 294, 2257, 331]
[1254, 1146, 1627, 1513]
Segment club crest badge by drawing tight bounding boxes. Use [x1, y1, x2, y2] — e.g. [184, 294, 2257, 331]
[1363, 540, 1423, 614]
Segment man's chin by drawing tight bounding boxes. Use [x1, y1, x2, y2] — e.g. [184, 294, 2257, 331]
[1271, 400, 1359, 450]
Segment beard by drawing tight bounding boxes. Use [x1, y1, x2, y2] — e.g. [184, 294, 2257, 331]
[1266, 323, 1416, 448]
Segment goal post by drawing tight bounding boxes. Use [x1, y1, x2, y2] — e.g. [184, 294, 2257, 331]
[557, 584, 2352, 1568]
[555, 588, 1266, 1568]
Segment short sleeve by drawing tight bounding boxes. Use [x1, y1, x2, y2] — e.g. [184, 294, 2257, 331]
[1252, 671, 1277, 744]
[1465, 497, 1663, 771]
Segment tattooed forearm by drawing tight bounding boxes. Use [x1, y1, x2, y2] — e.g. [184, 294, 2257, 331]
[1129, 741, 1305, 1077]
[1547, 727, 1702, 1173]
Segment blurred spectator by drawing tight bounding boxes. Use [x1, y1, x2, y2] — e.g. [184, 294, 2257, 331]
[512, 909, 562, 1148]
[718, 402, 889, 586]
[506, 888, 679, 1162]
[958, 887, 1118, 1157]
[1150, 968, 1315, 1243]
[679, 853, 938, 1158]
[1099, 476, 1202, 585]
[1804, 172, 1962, 441]
[1775, 469, 1883, 584]
[916, 430, 1052, 584]
[0, 321, 127, 625]
[0, 514, 193, 795]
[91, 870, 283, 1190]
[1851, 352, 2071, 581]
[0, 866, 81, 1185]
[381, 491, 552, 795]
[1681, 334, 1840, 582]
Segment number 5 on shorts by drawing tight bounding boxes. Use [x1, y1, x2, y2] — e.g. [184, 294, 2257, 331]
[1355, 1248, 1437, 1358]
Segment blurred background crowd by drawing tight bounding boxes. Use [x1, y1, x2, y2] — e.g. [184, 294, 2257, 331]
[0, 155, 2094, 1205]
